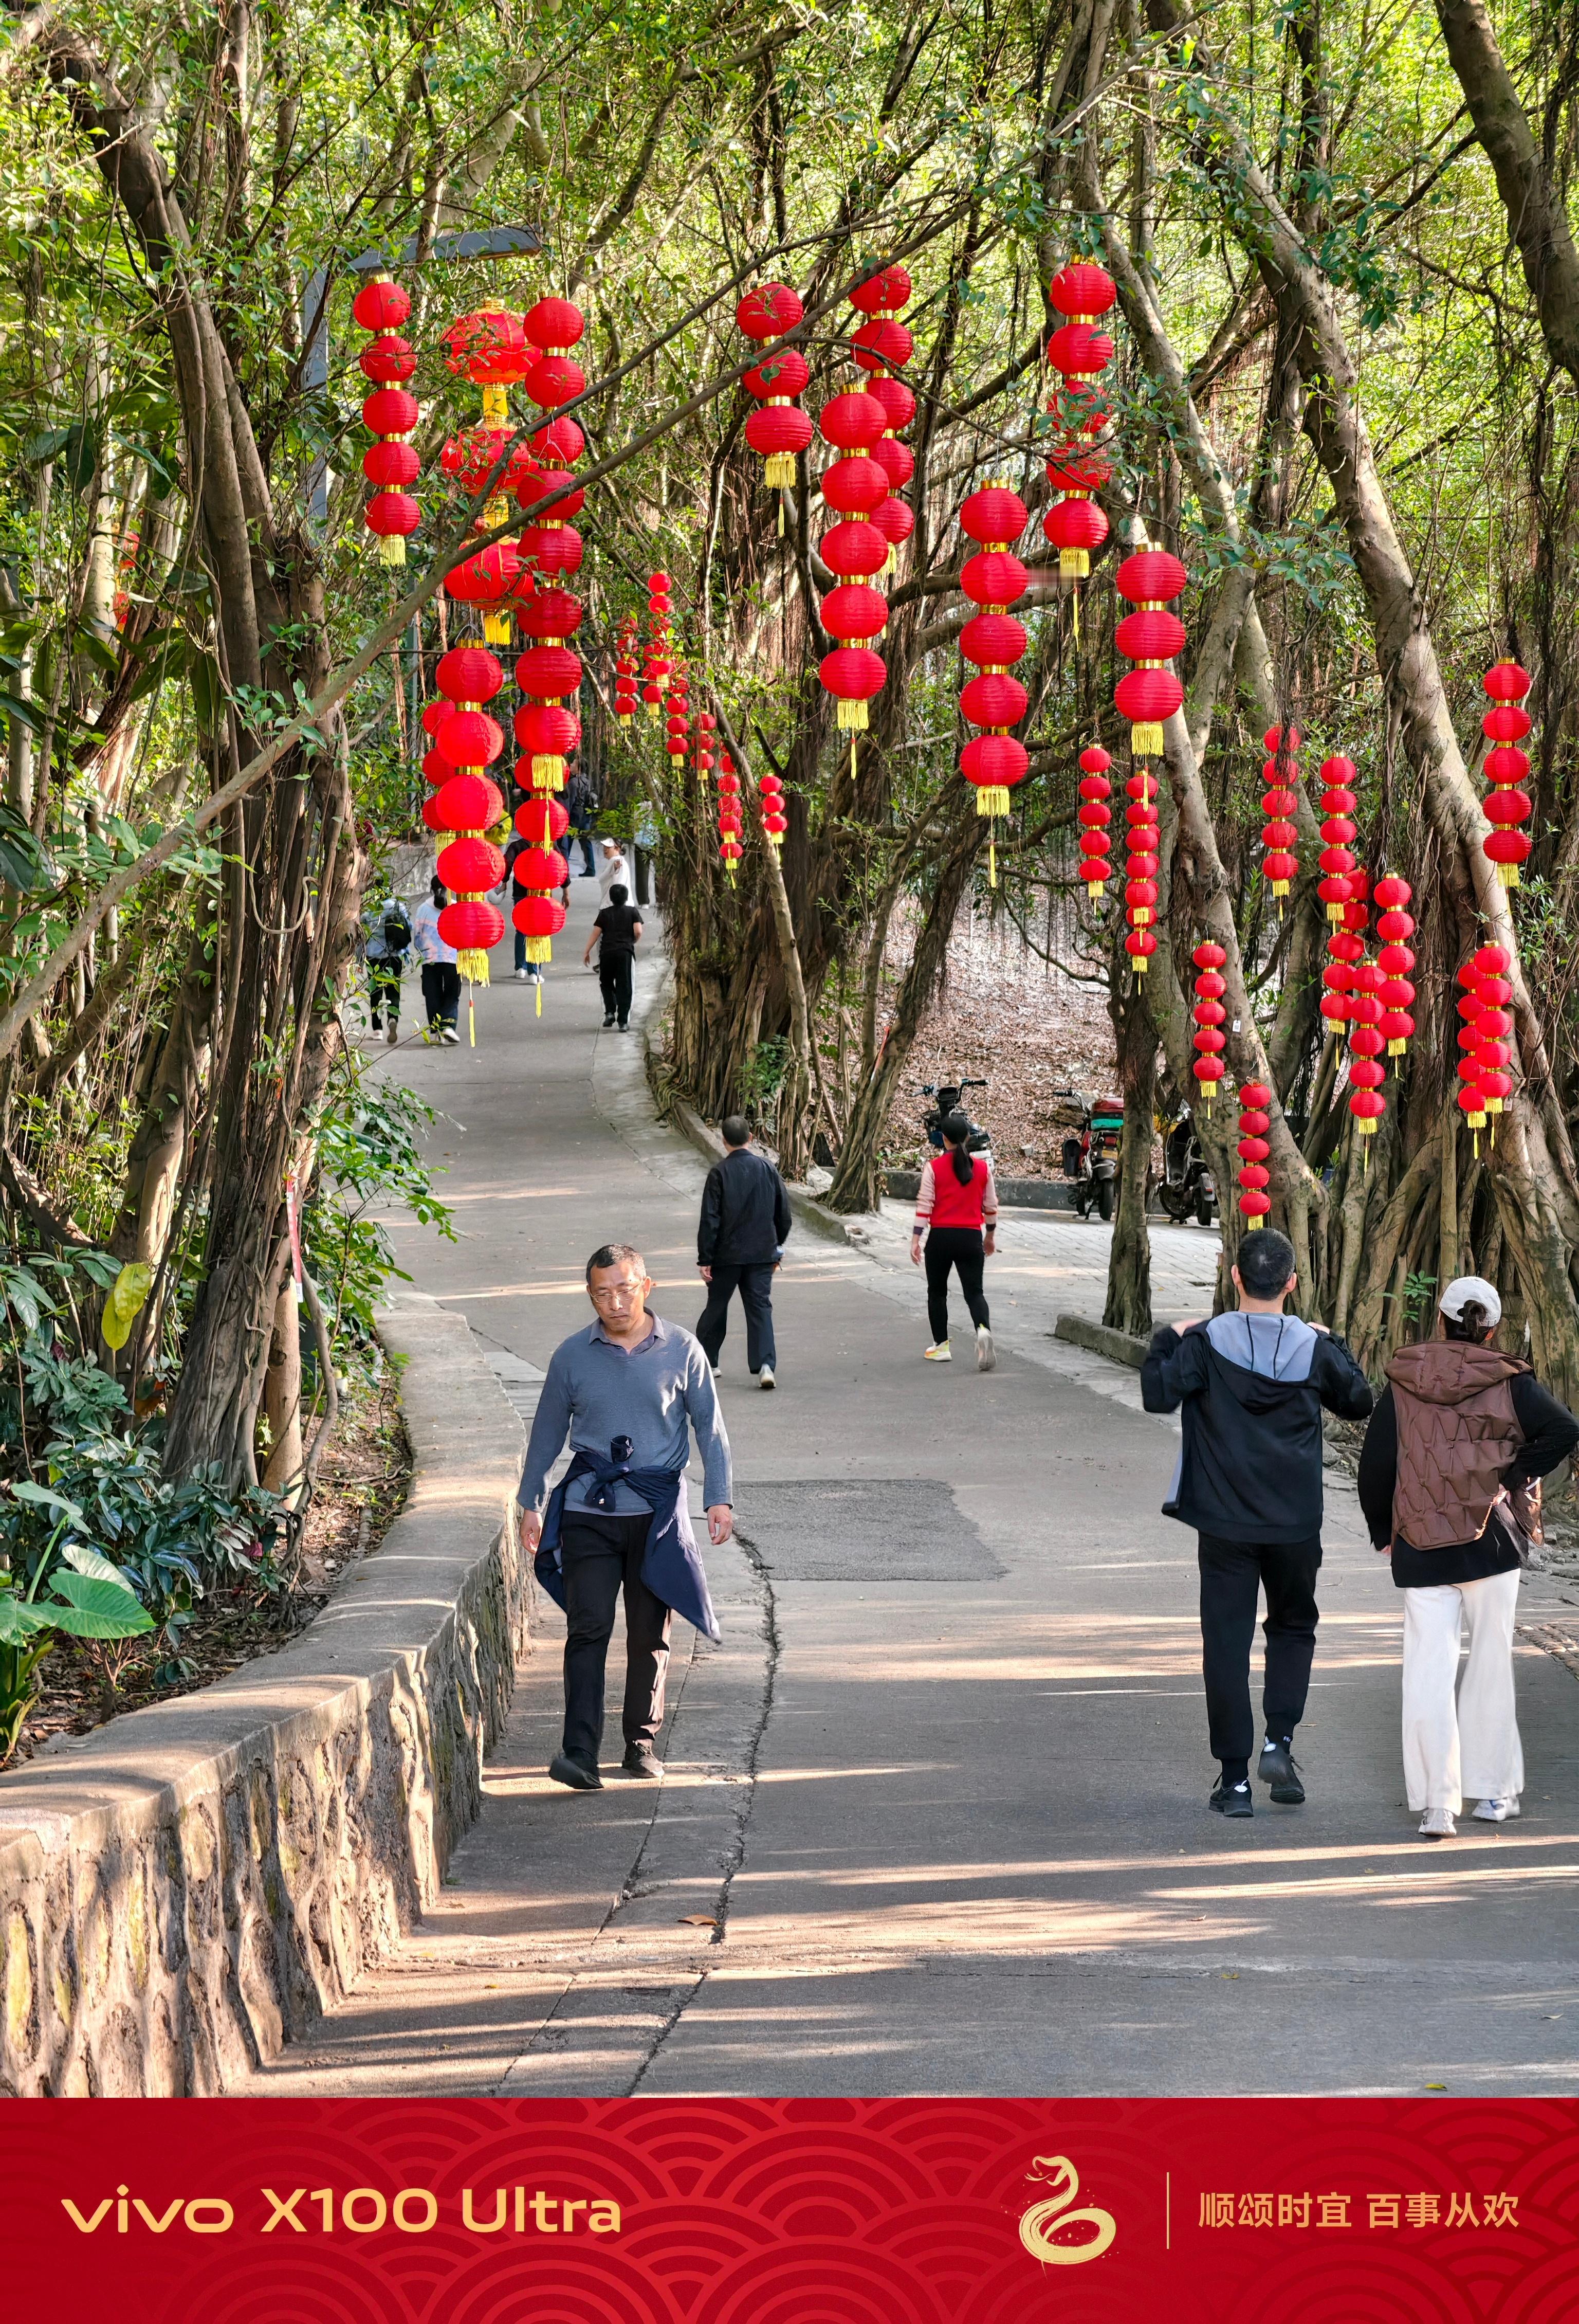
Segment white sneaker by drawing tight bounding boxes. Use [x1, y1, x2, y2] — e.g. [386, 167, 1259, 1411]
[1473, 1797, 1519, 1822]
[759, 1366, 775, 1390]
[440, 1026, 460, 1044]
[1418, 1806, 1457, 1840]
[514, 967, 529, 981]
[924, 1342, 951, 1362]
[976, 1324, 996, 1372]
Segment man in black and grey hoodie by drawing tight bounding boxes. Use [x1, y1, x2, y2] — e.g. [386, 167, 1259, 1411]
[1142, 1227, 1373, 1818]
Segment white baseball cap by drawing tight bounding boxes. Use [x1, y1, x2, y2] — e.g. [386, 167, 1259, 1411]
[1439, 1275, 1501, 1325]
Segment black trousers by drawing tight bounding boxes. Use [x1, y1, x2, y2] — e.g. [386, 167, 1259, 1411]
[696, 1262, 777, 1372]
[369, 966, 400, 1025]
[1197, 1531, 1323, 1764]
[573, 825, 597, 876]
[560, 1513, 672, 1766]
[421, 960, 460, 1029]
[598, 948, 634, 1025]
[924, 1225, 989, 1342]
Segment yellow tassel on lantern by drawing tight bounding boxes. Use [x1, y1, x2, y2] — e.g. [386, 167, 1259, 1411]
[378, 534, 407, 567]
[483, 611, 511, 645]
[1497, 865, 1520, 889]
[1087, 880, 1106, 901]
[1272, 879, 1291, 898]
[482, 385, 508, 424]
[525, 936, 553, 964]
[1388, 1038, 1407, 1057]
[1130, 724, 1164, 757]
[531, 753, 566, 785]
[456, 948, 492, 985]
[1060, 548, 1090, 578]
[1132, 953, 1150, 975]
[836, 698, 869, 731]
[764, 453, 796, 487]
[975, 786, 1010, 818]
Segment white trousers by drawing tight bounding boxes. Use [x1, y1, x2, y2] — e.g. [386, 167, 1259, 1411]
[1401, 1569, 1524, 1813]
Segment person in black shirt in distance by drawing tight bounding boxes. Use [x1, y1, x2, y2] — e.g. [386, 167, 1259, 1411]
[584, 882, 642, 1028]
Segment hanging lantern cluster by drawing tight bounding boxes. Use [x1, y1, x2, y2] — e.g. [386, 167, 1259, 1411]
[1042, 262, 1116, 607]
[642, 572, 673, 715]
[1457, 943, 1514, 1152]
[1481, 660, 1534, 888]
[1261, 723, 1301, 900]
[515, 304, 587, 593]
[355, 275, 420, 566]
[666, 661, 691, 771]
[1237, 1082, 1273, 1227]
[717, 753, 743, 878]
[1373, 876, 1416, 1057]
[1114, 550, 1187, 757]
[738, 284, 812, 497]
[692, 706, 716, 786]
[440, 307, 531, 644]
[957, 484, 1031, 881]
[817, 382, 891, 758]
[1077, 745, 1112, 900]
[425, 646, 507, 1015]
[1123, 764, 1161, 977]
[1344, 899, 1388, 1145]
[1191, 941, 1228, 1115]
[760, 770, 786, 850]
[614, 616, 639, 726]
[852, 266, 917, 575]
[1316, 753, 1358, 925]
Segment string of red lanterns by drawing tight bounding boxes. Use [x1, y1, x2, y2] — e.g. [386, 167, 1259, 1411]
[853, 266, 916, 577]
[613, 615, 638, 727]
[1373, 876, 1416, 1058]
[817, 376, 890, 766]
[666, 660, 690, 773]
[957, 483, 1031, 883]
[693, 706, 716, 787]
[1344, 882, 1387, 1146]
[1260, 723, 1300, 901]
[1316, 753, 1357, 925]
[1112, 547, 1184, 979]
[760, 771, 786, 849]
[439, 308, 529, 644]
[1464, 942, 1514, 1151]
[642, 572, 673, 716]
[426, 646, 507, 1033]
[717, 753, 744, 878]
[1042, 261, 1116, 623]
[1191, 941, 1227, 1116]
[1237, 1082, 1273, 1227]
[738, 284, 812, 514]
[1077, 744, 1113, 901]
[355, 275, 421, 566]
[1481, 660, 1534, 888]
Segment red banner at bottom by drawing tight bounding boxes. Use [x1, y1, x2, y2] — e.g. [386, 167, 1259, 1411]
[4, 2097, 1576, 2321]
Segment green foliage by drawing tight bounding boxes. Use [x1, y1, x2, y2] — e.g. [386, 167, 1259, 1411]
[303, 1056, 455, 1371]
[0, 1491, 154, 1763]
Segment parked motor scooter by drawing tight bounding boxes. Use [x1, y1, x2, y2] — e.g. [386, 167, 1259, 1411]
[1055, 1089, 1123, 1221]
[921, 1076, 992, 1154]
[1156, 1107, 1217, 1226]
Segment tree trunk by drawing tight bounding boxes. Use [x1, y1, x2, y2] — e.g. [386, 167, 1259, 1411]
[261, 1270, 304, 1499]
[1104, 955, 1156, 1335]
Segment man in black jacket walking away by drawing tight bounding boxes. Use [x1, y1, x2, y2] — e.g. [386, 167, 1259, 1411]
[695, 1116, 793, 1389]
[1142, 1227, 1373, 1818]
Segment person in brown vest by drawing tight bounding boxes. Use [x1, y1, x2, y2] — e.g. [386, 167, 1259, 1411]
[1357, 1276, 1578, 1840]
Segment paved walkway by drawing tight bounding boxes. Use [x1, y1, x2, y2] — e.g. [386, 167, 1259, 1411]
[249, 888, 1579, 2097]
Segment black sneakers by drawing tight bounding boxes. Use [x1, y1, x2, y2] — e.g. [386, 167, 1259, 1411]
[620, 1742, 661, 1780]
[548, 1752, 602, 1791]
[1209, 1778, 1254, 1818]
[1258, 1738, 1306, 1804]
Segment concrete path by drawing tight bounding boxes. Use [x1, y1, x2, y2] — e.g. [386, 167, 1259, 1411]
[249, 886, 1579, 2098]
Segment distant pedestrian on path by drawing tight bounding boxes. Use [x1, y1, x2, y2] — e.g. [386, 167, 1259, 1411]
[1357, 1276, 1578, 1841]
[584, 882, 642, 1029]
[911, 1114, 997, 1371]
[696, 1116, 792, 1390]
[1142, 1227, 1372, 1818]
[518, 1244, 733, 1791]
[411, 876, 460, 1044]
[362, 893, 411, 1046]
[564, 767, 598, 878]
[597, 834, 630, 903]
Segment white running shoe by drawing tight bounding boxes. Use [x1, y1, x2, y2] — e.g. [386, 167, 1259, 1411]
[759, 1366, 775, 1390]
[924, 1342, 951, 1362]
[440, 1025, 460, 1044]
[1418, 1806, 1457, 1840]
[976, 1324, 996, 1372]
[514, 967, 530, 981]
[1473, 1797, 1519, 1822]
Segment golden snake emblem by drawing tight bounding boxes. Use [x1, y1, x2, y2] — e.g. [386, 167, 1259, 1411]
[1018, 2153, 1117, 2266]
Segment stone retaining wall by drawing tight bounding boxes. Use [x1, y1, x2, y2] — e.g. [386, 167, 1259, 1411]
[0, 1292, 527, 2096]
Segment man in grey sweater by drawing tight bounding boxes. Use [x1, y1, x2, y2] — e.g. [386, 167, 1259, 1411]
[518, 1243, 733, 1790]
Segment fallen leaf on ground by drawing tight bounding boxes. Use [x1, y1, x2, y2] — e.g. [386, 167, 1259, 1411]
[678, 1914, 718, 1927]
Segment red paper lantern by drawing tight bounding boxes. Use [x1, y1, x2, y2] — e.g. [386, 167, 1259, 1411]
[437, 709, 504, 769]
[820, 583, 888, 641]
[1125, 767, 1161, 971]
[438, 834, 505, 893]
[852, 317, 914, 373]
[1316, 755, 1357, 923]
[1077, 744, 1112, 901]
[360, 333, 415, 384]
[1237, 1082, 1273, 1226]
[822, 520, 889, 578]
[850, 265, 912, 315]
[1260, 725, 1302, 900]
[1044, 259, 1116, 593]
[737, 283, 804, 339]
[820, 391, 888, 451]
[513, 893, 566, 938]
[434, 773, 503, 831]
[365, 493, 419, 552]
[822, 456, 889, 515]
[352, 278, 410, 332]
[515, 795, 570, 845]
[819, 645, 886, 729]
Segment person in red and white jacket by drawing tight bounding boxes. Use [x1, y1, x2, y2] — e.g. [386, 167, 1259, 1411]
[910, 1113, 998, 1369]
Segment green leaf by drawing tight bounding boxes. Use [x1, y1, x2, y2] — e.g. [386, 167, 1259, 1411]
[0, 1594, 49, 1643]
[63, 1542, 126, 1586]
[8, 1480, 86, 1526]
[46, 1572, 154, 1639]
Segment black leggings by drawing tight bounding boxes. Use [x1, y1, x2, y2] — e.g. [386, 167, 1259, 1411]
[924, 1226, 988, 1342]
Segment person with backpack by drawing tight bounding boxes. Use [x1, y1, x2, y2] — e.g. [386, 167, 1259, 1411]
[363, 894, 412, 1045]
[410, 876, 460, 1043]
[910, 1112, 998, 1371]
[1141, 1227, 1373, 1818]
[1357, 1276, 1579, 1840]
[564, 767, 598, 879]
